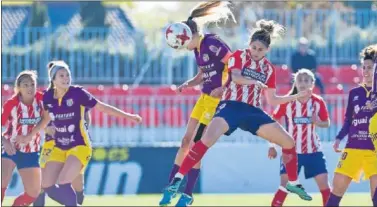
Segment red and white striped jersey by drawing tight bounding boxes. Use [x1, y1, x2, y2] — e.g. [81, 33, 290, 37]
[222, 49, 276, 107]
[1, 92, 44, 153]
[273, 94, 329, 154]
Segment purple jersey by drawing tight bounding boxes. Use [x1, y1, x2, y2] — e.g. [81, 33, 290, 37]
[371, 59, 377, 114]
[194, 34, 231, 95]
[43, 86, 97, 150]
[373, 58, 377, 94]
[45, 122, 54, 142]
[336, 85, 375, 150]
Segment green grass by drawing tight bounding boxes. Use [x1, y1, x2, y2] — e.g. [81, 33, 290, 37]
[2, 193, 372, 206]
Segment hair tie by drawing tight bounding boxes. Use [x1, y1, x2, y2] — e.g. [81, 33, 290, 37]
[188, 16, 193, 21]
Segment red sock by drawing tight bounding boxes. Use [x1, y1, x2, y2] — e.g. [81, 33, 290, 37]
[178, 141, 208, 175]
[12, 192, 36, 207]
[321, 188, 331, 206]
[282, 147, 298, 182]
[2, 188, 6, 203]
[271, 186, 288, 207]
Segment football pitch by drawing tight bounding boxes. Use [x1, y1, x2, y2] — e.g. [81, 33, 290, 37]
[2, 193, 373, 206]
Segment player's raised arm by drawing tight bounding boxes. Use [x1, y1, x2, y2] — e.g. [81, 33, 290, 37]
[94, 101, 142, 124]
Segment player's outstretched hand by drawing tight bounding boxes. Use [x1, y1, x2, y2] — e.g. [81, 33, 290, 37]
[268, 147, 277, 159]
[210, 86, 225, 98]
[45, 126, 56, 137]
[176, 83, 188, 93]
[2, 138, 16, 155]
[130, 114, 142, 124]
[333, 139, 342, 153]
[15, 135, 32, 145]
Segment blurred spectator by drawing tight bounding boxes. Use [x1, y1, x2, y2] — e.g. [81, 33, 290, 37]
[290, 37, 325, 94]
[29, 2, 49, 27]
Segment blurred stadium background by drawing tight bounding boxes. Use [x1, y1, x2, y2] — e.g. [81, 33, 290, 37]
[1, 1, 377, 206]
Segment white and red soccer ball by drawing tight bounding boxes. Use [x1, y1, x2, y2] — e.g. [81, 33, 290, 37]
[165, 23, 193, 49]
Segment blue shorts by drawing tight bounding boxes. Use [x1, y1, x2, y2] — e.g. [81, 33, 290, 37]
[280, 152, 328, 179]
[214, 100, 275, 136]
[2, 150, 40, 169]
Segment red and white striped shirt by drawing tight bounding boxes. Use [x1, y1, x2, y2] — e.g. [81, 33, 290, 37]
[273, 94, 329, 154]
[1, 92, 44, 153]
[222, 49, 276, 107]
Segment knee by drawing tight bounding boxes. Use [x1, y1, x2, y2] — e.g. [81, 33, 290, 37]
[26, 186, 41, 198]
[331, 175, 347, 196]
[317, 176, 330, 190]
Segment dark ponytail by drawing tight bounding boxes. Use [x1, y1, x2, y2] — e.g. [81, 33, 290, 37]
[47, 61, 55, 90]
[48, 81, 55, 90]
[360, 44, 377, 63]
[183, 1, 235, 35]
[288, 85, 298, 96]
[249, 19, 285, 47]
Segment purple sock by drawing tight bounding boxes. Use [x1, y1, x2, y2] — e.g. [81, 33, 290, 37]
[45, 184, 77, 206]
[373, 187, 377, 207]
[33, 191, 45, 207]
[168, 164, 180, 183]
[184, 168, 200, 196]
[325, 193, 342, 207]
[75, 190, 84, 205]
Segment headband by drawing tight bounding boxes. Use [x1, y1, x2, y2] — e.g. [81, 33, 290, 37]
[49, 63, 70, 81]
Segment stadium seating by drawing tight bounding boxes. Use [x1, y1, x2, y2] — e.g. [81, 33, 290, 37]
[317, 65, 338, 84]
[139, 107, 160, 128]
[275, 65, 292, 85]
[325, 84, 345, 95]
[336, 65, 361, 84]
[2, 6, 30, 46]
[163, 107, 185, 127]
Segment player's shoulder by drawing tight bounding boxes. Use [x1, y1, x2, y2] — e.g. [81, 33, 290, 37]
[231, 49, 248, 58]
[203, 34, 230, 51]
[261, 57, 275, 70]
[348, 85, 364, 95]
[203, 34, 223, 43]
[3, 95, 19, 109]
[70, 85, 84, 90]
[69, 85, 86, 94]
[43, 88, 54, 98]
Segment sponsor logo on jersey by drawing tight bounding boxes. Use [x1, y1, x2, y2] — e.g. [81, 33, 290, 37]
[293, 117, 312, 124]
[19, 117, 41, 125]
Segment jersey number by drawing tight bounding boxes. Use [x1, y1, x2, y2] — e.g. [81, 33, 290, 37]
[43, 148, 52, 157]
[341, 152, 348, 160]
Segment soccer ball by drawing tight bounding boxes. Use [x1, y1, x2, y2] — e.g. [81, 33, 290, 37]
[165, 23, 193, 49]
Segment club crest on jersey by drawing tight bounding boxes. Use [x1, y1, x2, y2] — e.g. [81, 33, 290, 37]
[354, 105, 360, 114]
[241, 68, 267, 83]
[66, 99, 74, 107]
[209, 45, 222, 56]
[215, 103, 226, 115]
[203, 54, 209, 62]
